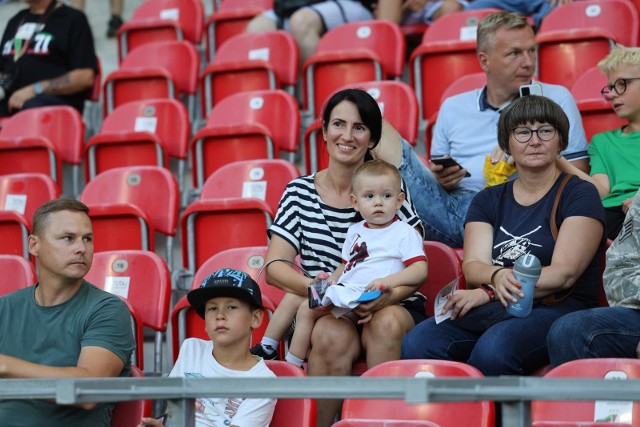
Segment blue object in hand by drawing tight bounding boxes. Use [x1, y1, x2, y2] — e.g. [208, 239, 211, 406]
[506, 253, 542, 318]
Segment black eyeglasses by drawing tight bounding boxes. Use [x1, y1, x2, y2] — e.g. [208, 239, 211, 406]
[601, 77, 640, 100]
[512, 125, 556, 143]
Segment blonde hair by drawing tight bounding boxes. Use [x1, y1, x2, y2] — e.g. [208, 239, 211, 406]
[477, 11, 530, 54]
[352, 160, 402, 194]
[598, 44, 640, 72]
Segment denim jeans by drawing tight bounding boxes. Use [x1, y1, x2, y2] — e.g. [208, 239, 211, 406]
[465, 0, 552, 28]
[548, 306, 640, 367]
[398, 138, 476, 248]
[401, 299, 585, 376]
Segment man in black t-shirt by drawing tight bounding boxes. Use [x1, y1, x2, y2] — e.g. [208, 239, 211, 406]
[0, 0, 97, 116]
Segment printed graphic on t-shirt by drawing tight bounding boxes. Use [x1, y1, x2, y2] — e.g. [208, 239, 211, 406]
[493, 225, 543, 265]
[345, 234, 368, 272]
[185, 372, 245, 426]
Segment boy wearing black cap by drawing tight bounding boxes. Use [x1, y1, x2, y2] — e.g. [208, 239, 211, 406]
[140, 268, 276, 427]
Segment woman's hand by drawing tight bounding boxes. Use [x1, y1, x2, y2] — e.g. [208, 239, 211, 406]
[353, 286, 392, 324]
[490, 268, 523, 307]
[365, 279, 386, 292]
[443, 288, 490, 320]
[139, 417, 164, 427]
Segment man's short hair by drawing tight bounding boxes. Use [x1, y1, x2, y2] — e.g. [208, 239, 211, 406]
[32, 199, 90, 237]
[598, 44, 640, 72]
[497, 95, 570, 154]
[477, 11, 530, 54]
[353, 159, 402, 193]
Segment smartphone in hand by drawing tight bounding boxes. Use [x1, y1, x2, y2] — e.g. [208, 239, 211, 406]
[519, 83, 543, 97]
[431, 155, 471, 177]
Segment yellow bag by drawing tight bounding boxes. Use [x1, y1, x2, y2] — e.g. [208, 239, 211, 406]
[483, 155, 517, 187]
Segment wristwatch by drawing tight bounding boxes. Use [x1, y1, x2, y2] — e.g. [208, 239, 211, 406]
[480, 284, 496, 302]
[33, 82, 44, 96]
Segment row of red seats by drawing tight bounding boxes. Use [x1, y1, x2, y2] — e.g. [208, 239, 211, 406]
[1, 248, 635, 427]
[112, 0, 639, 127]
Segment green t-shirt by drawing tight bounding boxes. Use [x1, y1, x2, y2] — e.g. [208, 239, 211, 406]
[0, 281, 136, 427]
[589, 128, 640, 208]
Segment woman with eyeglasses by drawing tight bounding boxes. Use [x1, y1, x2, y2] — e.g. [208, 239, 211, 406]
[401, 95, 606, 376]
[559, 45, 640, 240]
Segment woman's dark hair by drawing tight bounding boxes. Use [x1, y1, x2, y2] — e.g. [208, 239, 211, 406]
[497, 95, 570, 154]
[321, 88, 383, 150]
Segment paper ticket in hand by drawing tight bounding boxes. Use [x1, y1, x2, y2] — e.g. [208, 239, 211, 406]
[434, 276, 461, 324]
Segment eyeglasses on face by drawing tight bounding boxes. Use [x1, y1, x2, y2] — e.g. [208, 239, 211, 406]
[601, 77, 640, 100]
[511, 125, 556, 143]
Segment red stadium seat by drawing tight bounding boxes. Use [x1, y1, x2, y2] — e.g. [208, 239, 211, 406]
[205, 0, 273, 61]
[85, 98, 190, 185]
[200, 30, 298, 120]
[103, 40, 200, 120]
[0, 136, 63, 191]
[0, 106, 84, 194]
[116, 0, 204, 62]
[570, 66, 627, 143]
[303, 118, 327, 175]
[200, 159, 300, 213]
[334, 420, 441, 427]
[303, 20, 406, 119]
[80, 166, 179, 267]
[180, 198, 272, 274]
[110, 365, 152, 427]
[342, 359, 495, 427]
[190, 90, 299, 191]
[265, 360, 316, 427]
[422, 241, 465, 317]
[0, 255, 37, 296]
[533, 359, 640, 426]
[536, 0, 639, 89]
[85, 250, 172, 374]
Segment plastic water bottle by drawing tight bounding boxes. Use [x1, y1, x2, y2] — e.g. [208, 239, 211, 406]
[506, 254, 542, 318]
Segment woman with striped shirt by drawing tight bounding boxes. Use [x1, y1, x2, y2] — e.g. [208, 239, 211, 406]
[262, 88, 425, 427]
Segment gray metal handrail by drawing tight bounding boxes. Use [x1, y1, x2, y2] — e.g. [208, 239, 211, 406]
[2, 376, 640, 427]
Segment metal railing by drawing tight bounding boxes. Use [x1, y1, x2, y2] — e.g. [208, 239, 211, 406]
[2, 376, 640, 427]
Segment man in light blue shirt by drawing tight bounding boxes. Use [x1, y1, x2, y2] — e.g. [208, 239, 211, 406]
[374, 11, 589, 247]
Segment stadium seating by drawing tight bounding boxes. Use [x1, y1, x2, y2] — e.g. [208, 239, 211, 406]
[303, 20, 406, 119]
[103, 40, 200, 121]
[180, 197, 273, 274]
[190, 89, 299, 191]
[110, 365, 153, 427]
[205, 0, 273, 61]
[571, 66, 627, 143]
[79, 166, 179, 268]
[85, 250, 172, 374]
[84, 98, 190, 187]
[0, 255, 37, 296]
[0, 106, 84, 195]
[303, 118, 327, 174]
[0, 173, 59, 260]
[116, 0, 204, 62]
[199, 30, 298, 122]
[536, 0, 639, 89]
[265, 360, 317, 427]
[533, 359, 640, 425]
[199, 159, 300, 213]
[422, 241, 465, 317]
[342, 359, 495, 427]
[334, 420, 441, 427]
[410, 9, 499, 125]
